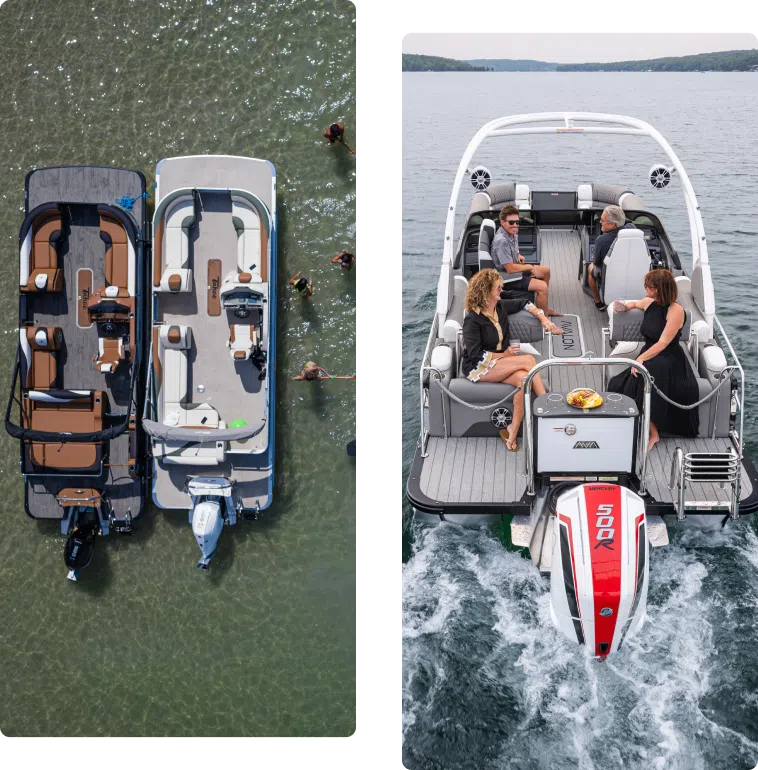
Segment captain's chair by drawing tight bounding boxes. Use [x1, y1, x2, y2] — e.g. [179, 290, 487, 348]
[478, 219, 535, 302]
[94, 337, 126, 374]
[227, 324, 258, 361]
[600, 228, 650, 306]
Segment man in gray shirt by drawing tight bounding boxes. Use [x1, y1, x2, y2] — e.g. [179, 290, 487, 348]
[491, 205, 561, 317]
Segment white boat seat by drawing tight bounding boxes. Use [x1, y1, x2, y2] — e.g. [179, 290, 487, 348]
[231, 196, 262, 277]
[153, 432, 227, 466]
[600, 228, 650, 305]
[228, 324, 258, 361]
[157, 197, 195, 293]
[95, 337, 126, 374]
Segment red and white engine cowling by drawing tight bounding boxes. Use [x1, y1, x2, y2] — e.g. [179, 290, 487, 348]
[549, 483, 649, 658]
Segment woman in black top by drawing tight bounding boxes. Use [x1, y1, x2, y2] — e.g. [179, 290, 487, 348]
[608, 269, 699, 451]
[462, 269, 562, 451]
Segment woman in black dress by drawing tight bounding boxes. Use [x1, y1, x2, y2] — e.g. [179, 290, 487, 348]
[461, 269, 563, 451]
[608, 269, 699, 451]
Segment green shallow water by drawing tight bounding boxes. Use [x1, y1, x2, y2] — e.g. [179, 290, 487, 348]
[0, 0, 355, 737]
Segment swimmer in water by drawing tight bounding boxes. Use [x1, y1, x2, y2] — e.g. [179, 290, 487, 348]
[288, 272, 313, 298]
[331, 251, 355, 271]
[294, 361, 331, 381]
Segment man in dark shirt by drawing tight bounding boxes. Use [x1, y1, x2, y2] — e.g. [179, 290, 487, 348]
[588, 205, 637, 310]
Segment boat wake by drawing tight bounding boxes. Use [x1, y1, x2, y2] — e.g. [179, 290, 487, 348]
[403, 521, 758, 770]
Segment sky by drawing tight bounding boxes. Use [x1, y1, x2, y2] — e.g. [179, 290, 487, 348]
[402, 33, 758, 64]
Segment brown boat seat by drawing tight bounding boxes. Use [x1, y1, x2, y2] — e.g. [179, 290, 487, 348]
[19, 327, 63, 390]
[30, 391, 106, 433]
[24, 391, 107, 473]
[100, 215, 131, 293]
[28, 442, 102, 472]
[21, 213, 64, 293]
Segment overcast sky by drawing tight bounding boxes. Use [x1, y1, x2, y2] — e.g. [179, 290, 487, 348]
[402, 33, 758, 63]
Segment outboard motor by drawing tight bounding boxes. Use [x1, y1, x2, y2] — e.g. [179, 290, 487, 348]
[550, 483, 649, 658]
[192, 500, 224, 570]
[187, 477, 237, 570]
[64, 507, 100, 582]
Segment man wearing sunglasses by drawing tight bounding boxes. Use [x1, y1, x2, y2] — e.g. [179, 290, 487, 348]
[491, 205, 562, 317]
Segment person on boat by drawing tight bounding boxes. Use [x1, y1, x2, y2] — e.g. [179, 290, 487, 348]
[288, 272, 313, 297]
[588, 205, 638, 311]
[461, 269, 563, 451]
[608, 269, 699, 451]
[331, 250, 355, 271]
[491, 205, 562, 317]
[295, 361, 331, 381]
[323, 122, 345, 144]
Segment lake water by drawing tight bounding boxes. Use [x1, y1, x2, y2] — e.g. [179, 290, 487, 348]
[403, 72, 758, 769]
[0, 0, 355, 737]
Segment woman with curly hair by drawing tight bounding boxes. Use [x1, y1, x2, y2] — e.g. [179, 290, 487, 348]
[461, 269, 563, 451]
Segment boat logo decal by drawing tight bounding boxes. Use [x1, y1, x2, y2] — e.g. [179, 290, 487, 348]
[594, 504, 615, 550]
[600, 607, 613, 617]
[573, 441, 599, 449]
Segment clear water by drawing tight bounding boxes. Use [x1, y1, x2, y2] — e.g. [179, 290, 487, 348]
[403, 72, 758, 768]
[0, 0, 355, 737]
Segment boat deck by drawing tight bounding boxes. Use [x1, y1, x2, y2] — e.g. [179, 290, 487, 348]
[418, 436, 752, 506]
[415, 227, 753, 511]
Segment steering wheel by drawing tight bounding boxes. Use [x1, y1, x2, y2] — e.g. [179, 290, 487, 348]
[101, 322, 116, 335]
[234, 308, 251, 319]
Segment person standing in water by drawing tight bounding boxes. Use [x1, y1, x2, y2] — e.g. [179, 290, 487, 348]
[323, 122, 355, 156]
[331, 251, 355, 271]
[288, 272, 313, 298]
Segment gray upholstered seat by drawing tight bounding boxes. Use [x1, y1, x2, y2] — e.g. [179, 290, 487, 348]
[601, 228, 650, 305]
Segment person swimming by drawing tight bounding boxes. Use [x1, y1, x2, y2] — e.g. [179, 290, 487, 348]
[294, 361, 331, 381]
[331, 251, 355, 271]
[288, 272, 313, 297]
[323, 122, 345, 144]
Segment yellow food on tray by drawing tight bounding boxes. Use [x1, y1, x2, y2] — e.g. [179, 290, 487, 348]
[567, 388, 604, 409]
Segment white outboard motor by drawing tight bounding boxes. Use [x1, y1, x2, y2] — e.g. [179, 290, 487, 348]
[192, 500, 224, 570]
[187, 478, 237, 570]
[550, 483, 649, 658]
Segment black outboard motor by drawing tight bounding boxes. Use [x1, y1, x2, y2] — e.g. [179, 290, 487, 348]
[64, 507, 100, 581]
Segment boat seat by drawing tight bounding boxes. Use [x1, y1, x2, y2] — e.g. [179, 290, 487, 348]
[100, 214, 135, 295]
[427, 309, 547, 438]
[25, 390, 107, 473]
[231, 195, 262, 277]
[600, 228, 651, 305]
[157, 196, 195, 293]
[19, 326, 63, 390]
[94, 337, 126, 374]
[158, 325, 221, 430]
[21, 212, 64, 293]
[153, 435, 227, 466]
[228, 324, 258, 361]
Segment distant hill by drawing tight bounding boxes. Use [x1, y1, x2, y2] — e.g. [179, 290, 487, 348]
[406, 49, 758, 73]
[402, 54, 491, 72]
[467, 58, 557, 72]
[557, 48, 758, 72]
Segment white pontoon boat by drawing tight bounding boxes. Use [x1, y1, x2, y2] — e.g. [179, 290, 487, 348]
[406, 113, 758, 657]
[143, 155, 276, 569]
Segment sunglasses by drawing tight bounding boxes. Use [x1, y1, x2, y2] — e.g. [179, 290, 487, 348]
[503, 220, 520, 226]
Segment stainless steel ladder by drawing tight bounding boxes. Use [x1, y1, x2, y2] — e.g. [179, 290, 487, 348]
[668, 448, 741, 519]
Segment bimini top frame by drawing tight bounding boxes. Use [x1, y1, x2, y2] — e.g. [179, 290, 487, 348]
[442, 112, 709, 269]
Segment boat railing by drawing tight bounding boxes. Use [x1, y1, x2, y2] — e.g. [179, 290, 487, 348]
[521, 357, 653, 496]
[418, 313, 440, 457]
[712, 315, 744, 458]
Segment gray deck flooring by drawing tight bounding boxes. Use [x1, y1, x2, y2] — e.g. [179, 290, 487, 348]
[417, 227, 753, 509]
[153, 185, 272, 511]
[541, 229, 604, 393]
[24, 168, 144, 520]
